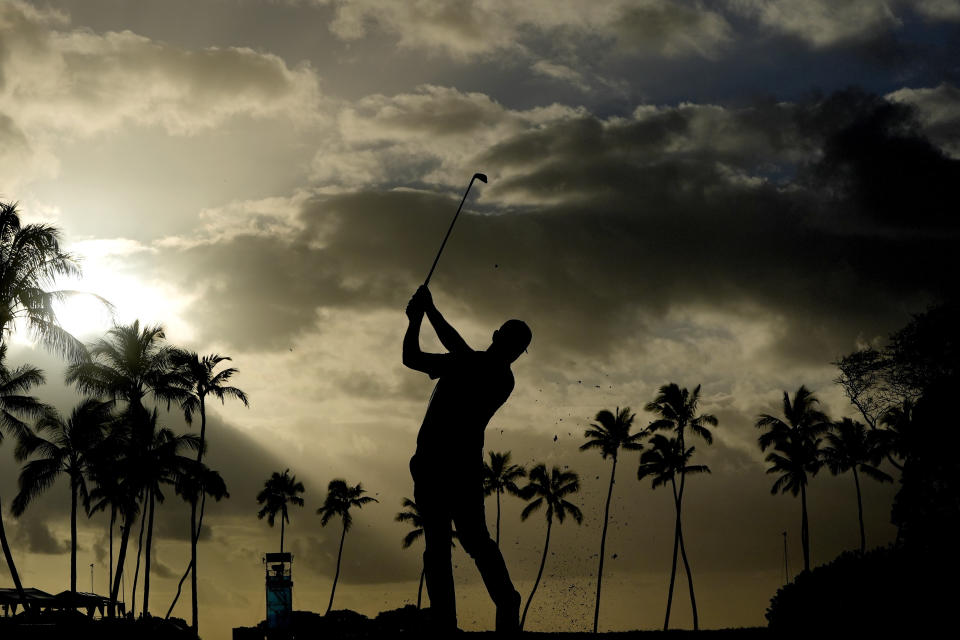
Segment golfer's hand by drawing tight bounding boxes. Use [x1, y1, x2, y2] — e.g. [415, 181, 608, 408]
[415, 285, 434, 310]
[406, 291, 424, 320]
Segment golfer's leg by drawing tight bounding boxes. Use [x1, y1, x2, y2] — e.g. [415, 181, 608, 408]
[453, 491, 519, 610]
[420, 500, 457, 628]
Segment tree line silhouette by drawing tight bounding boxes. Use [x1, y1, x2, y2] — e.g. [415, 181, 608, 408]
[2, 199, 951, 633]
[0, 202, 248, 636]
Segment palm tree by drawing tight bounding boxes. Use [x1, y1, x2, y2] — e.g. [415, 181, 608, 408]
[822, 417, 893, 553]
[256, 469, 305, 553]
[12, 398, 114, 594]
[637, 434, 710, 630]
[0, 201, 87, 361]
[318, 479, 377, 615]
[395, 497, 458, 609]
[579, 406, 645, 633]
[168, 350, 248, 632]
[165, 459, 229, 622]
[644, 383, 717, 631]
[0, 202, 91, 609]
[482, 451, 526, 546]
[65, 320, 189, 605]
[0, 345, 46, 609]
[756, 385, 830, 573]
[518, 464, 583, 630]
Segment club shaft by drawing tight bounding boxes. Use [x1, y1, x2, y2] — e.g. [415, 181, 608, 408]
[424, 176, 480, 286]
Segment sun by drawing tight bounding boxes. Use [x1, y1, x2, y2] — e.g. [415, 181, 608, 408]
[53, 288, 115, 340]
[49, 244, 197, 343]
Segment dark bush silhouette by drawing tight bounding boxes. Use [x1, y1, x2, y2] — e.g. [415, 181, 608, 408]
[766, 545, 949, 632]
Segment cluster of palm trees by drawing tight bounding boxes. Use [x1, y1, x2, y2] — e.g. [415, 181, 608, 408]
[255, 471, 376, 616]
[756, 385, 892, 574]
[0, 198, 248, 635]
[386, 383, 893, 633]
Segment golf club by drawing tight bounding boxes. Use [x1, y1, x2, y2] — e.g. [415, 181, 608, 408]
[423, 172, 487, 286]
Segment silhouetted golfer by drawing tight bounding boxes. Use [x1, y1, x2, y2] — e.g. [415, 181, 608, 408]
[403, 285, 531, 632]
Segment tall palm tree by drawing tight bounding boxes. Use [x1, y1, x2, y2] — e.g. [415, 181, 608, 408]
[482, 451, 526, 546]
[165, 460, 229, 622]
[318, 479, 377, 615]
[518, 464, 583, 630]
[0, 201, 87, 361]
[395, 497, 457, 610]
[756, 385, 830, 573]
[580, 406, 645, 633]
[0, 202, 91, 609]
[637, 434, 710, 630]
[644, 383, 717, 631]
[12, 398, 114, 594]
[256, 469, 305, 553]
[822, 417, 893, 553]
[0, 345, 46, 609]
[168, 350, 248, 632]
[65, 320, 189, 605]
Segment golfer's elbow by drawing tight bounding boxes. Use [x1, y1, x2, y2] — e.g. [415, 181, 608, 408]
[402, 345, 424, 371]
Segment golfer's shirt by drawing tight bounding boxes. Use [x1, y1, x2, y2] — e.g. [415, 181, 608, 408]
[413, 348, 514, 474]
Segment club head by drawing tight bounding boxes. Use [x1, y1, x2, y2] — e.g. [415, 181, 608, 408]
[473, 172, 488, 183]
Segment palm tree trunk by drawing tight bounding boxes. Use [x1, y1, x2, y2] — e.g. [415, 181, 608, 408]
[593, 455, 617, 634]
[853, 468, 865, 553]
[676, 471, 699, 631]
[111, 516, 133, 608]
[521, 516, 552, 630]
[800, 483, 810, 572]
[144, 486, 156, 616]
[496, 489, 502, 546]
[192, 395, 206, 632]
[677, 517, 699, 630]
[167, 491, 209, 620]
[109, 506, 115, 599]
[131, 494, 148, 616]
[190, 498, 198, 632]
[0, 497, 30, 613]
[417, 566, 425, 610]
[663, 478, 681, 631]
[326, 522, 347, 615]
[280, 516, 285, 554]
[168, 396, 210, 627]
[70, 480, 78, 595]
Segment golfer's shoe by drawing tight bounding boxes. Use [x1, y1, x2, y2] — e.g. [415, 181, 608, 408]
[495, 590, 522, 633]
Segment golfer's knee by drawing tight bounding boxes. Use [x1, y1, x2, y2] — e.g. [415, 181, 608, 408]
[460, 533, 497, 559]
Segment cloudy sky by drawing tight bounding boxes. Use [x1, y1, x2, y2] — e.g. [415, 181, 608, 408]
[1, 0, 958, 637]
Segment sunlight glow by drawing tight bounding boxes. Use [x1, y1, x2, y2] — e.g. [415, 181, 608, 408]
[41, 240, 199, 343]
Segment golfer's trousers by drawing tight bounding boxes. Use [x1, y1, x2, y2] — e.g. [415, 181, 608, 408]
[411, 455, 518, 628]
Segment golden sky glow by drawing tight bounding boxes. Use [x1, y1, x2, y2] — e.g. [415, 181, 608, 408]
[3, 1, 959, 639]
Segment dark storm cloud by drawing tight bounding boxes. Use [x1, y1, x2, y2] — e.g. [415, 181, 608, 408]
[13, 516, 70, 555]
[156, 88, 953, 365]
[798, 87, 960, 230]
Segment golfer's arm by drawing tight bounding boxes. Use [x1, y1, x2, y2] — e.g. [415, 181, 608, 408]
[403, 315, 430, 371]
[426, 306, 470, 354]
